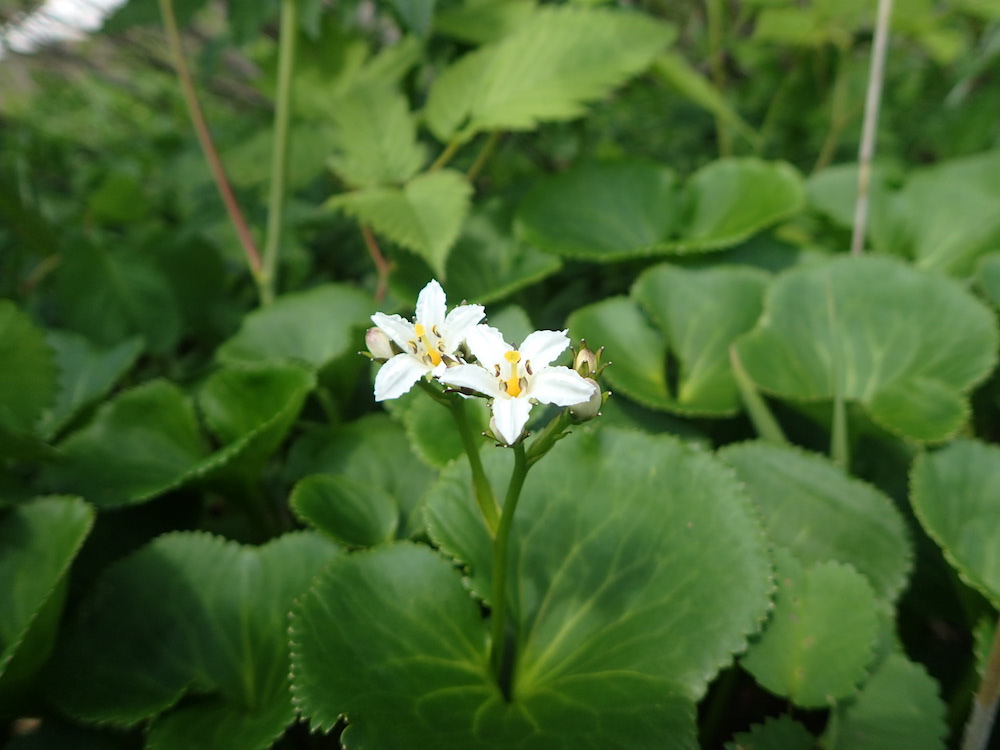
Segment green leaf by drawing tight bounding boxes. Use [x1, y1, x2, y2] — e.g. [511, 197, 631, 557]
[398, 391, 490, 469]
[102, 0, 210, 31]
[39, 331, 143, 440]
[48, 531, 340, 750]
[216, 283, 372, 369]
[824, 654, 946, 750]
[329, 170, 472, 278]
[434, 0, 536, 44]
[291, 474, 398, 547]
[0, 498, 94, 692]
[424, 6, 674, 144]
[569, 265, 766, 416]
[910, 439, 1000, 609]
[725, 716, 816, 750]
[633, 263, 769, 413]
[719, 442, 912, 602]
[285, 414, 434, 538]
[293, 428, 771, 745]
[53, 242, 181, 354]
[652, 52, 759, 147]
[196, 362, 316, 474]
[292, 543, 698, 749]
[44, 380, 208, 508]
[975, 252, 1000, 308]
[0, 301, 57, 434]
[516, 160, 681, 260]
[741, 551, 879, 707]
[734, 255, 999, 442]
[328, 82, 427, 187]
[388, 0, 436, 35]
[517, 158, 804, 260]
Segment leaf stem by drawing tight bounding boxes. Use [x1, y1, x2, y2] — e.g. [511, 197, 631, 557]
[962, 617, 1000, 750]
[158, 0, 265, 297]
[444, 394, 501, 535]
[490, 442, 528, 700]
[429, 138, 462, 172]
[260, 0, 300, 305]
[467, 132, 502, 182]
[729, 345, 788, 445]
[705, 0, 731, 157]
[361, 224, 392, 303]
[850, 0, 895, 255]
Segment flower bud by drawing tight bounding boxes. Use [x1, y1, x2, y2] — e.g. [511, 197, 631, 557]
[365, 327, 394, 362]
[568, 379, 603, 422]
[572, 340, 606, 379]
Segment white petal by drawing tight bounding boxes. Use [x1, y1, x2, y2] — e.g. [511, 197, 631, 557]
[528, 366, 598, 406]
[373, 354, 428, 401]
[440, 363, 502, 397]
[465, 324, 511, 368]
[491, 396, 533, 445]
[415, 280, 446, 331]
[442, 304, 486, 350]
[519, 329, 570, 368]
[371, 312, 415, 351]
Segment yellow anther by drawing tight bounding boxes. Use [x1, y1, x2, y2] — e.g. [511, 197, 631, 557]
[412, 323, 441, 366]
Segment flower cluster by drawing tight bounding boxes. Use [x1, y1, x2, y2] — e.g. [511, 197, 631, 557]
[367, 280, 600, 446]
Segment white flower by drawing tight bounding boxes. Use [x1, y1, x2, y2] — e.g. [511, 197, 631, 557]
[441, 325, 598, 445]
[370, 280, 485, 401]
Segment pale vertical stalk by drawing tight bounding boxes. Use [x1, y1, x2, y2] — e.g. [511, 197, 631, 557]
[729, 346, 788, 445]
[850, 0, 894, 255]
[260, 0, 300, 305]
[158, 0, 265, 299]
[962, 619, 1000, 750]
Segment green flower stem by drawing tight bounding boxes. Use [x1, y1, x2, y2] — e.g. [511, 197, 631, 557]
[429, 138, 462, 172]
[445, 395, 501, 535]
[705, 0, 731, 157]
[260, 0, 300, 306]
[467, 131, 502, 182]
[158, 0, 265, 301]
[525, 408, 575, 467]
[490, 442, 528, 699]
[962, 618, 1000, 750]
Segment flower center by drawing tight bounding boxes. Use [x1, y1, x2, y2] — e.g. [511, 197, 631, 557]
[503, 350, 522, 397]
[413, 323, 442, 367]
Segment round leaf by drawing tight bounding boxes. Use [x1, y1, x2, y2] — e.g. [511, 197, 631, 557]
[216, 284, 372, 369]
[725, 716, 816, 750]
[825, 654, 946, 750]
[734, 255, 998, 442]
[719, 441, 912, 602]
[910, 439, 1000, 608]
[48, 531, 340, 750]
[291, 542, 698, 749]
[741, 551, 879, 708]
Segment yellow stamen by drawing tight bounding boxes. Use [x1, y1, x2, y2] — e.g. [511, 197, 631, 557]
[413, 323, 442, 366]
[503, 350, 522, 397]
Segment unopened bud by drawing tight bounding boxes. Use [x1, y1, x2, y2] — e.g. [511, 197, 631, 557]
[365, 327, 394, 362]
[569, 379, 604, 422]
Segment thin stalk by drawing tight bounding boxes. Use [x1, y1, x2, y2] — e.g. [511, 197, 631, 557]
[705, 0, 731, 157]
[850, 0, 895, 255]
[490, 443, 528, 699]
[813, 44, 854, 173]
[158, 0, 264, 295]
[467, 131, 502, 182]
[260, 0, 300, 305]
[448, 396, 501, 535]
[729, 345, 788, 445]
[429, 138, 462, 172]
[962, 618, 1000, 750]
[361, 224, 392, 302]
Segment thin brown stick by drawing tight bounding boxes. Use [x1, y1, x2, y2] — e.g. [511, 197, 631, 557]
[361, 224, 392, 302]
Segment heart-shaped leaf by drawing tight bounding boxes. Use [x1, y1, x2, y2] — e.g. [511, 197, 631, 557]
[424, 7, 674, 144]
[0, 497, 94, 700]
[824, 653, 946, 750]
[719, 442, 912, 602]
[910, 439, 1000, 609]
[741, 550, 879, 707]
[216, 283, 372, 369]
[569, 264, 767, 415]
[329, 170, 472, 278]
[48, 531, 340, 750]
[517, 159, 803, 260]
[734, 255, 998, 442]
[290, 428, 772, 746]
